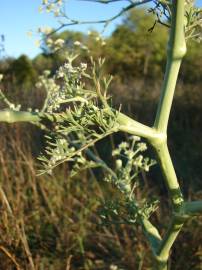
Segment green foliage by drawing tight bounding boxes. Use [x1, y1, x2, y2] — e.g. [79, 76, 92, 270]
[100, 136, 157, 225]
[8, 55, 37, 89]
[37, 56, 118, 175]
[185, 6, 202, 41]
[33, 54, 53, 74]
[106, 9, 168, 79]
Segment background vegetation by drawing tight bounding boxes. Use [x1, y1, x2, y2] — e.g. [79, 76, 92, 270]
[0, 9, 202, 270]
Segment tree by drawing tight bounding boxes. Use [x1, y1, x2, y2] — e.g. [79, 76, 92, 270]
[8, 55, 37, 89]
[106, 8, 168, 79]
[0, 1, 202, 270]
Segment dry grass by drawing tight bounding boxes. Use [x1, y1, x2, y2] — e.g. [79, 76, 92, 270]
[0, 122, 202, 270]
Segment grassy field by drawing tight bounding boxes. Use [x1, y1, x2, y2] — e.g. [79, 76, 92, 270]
[0, 122, 202, 270]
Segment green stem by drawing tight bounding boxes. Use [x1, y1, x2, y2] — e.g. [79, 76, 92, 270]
[154, 260, 168, 270]
[0, 108, 158, 141]
[141, 217, 162, 254]
[117, 112, 156, 139]
[149, 2, 187, 266]
[184, 201, 202, 216]
[156, 215, 185, 262]
[0, 109, 41, 123]
[152, 141, 184, 209]
[154, 0, 187, 133]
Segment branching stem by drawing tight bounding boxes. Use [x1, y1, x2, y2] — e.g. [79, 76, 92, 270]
[0, 110, 41, 123]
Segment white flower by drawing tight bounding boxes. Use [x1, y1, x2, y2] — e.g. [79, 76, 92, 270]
[38, 6, 43, 13]
[43, 0, 48, 4]
[54, 8, 60, 16]
[129, 135, 140, 142]
[58, 139, 67, 145]
[64, 63, 73, 70]
[112, 149, 119, 156]
[57, 67, 65, 78]
[46, 3, 55, 12]
[80, 63, 87, 70]
[47, 38, 53, 44]
[10, 104, 15, 110]
[119, 142, 129, 149]
[116, 159, 122, 169]
[0, 74, 3, 81]
[110, 264, 118, 270]
[35, 82, 42, 88]
[27, 31, 33, 37]
[81, 45, 88, 50]
[44, 70, 51, 76]
[40, 26, 52, 34]
[74, 41, 81, 46]
[133, 155, 143, 167]
[137, 142, 147, 151]
[54, 38, 65, 46]
[95, 36, 101, 41]
[63, 63, 77, 73]
[35, 40, 40, 47]
[57, 0, 63, 6]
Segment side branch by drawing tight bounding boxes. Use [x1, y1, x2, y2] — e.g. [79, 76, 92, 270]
[0, 108, 151, 135]
[156, 215, 185, 262]
[0, 109, 170, 145]
[141, 217, 162, 254]
[117, 112, 157, 140]
[0, 110, 40, 123]
[184, 201, 202, 216]
[46, 0, 152, 37]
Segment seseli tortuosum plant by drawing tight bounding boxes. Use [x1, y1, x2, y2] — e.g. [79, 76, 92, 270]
[0, 1, 202, 269]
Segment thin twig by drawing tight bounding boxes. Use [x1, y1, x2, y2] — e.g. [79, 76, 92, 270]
[0, 245, 21, 270]
[46, 0, 152, 37]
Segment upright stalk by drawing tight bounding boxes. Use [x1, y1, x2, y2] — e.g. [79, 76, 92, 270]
[154, 0, 187, 133]
[153, 141, 184, 208]
[150, 1, 187, 269]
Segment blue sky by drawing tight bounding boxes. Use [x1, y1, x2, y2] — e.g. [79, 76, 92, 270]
[0, 0, 202, 59]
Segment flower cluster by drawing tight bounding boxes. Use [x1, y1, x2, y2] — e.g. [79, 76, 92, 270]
[56, 60, 87, 79]
[45, 37, 66, 52]
[37, 54, 118, 175]
[99, 136, 157, 225]
[106, 136, 156, 196]
[35, 56, 90, 114]
[36, 70, 61, 112]
[185, 7, 202, 42]
[39, 0, 63, 17]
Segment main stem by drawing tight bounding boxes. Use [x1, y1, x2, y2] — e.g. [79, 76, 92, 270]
[151, 1, 187, 269]
[154, 0, 187, 134]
